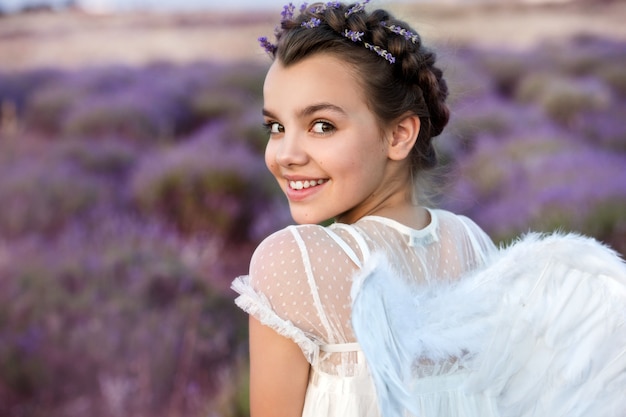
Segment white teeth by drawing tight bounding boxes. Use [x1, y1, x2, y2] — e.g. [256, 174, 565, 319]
[289, 179, 327, 190]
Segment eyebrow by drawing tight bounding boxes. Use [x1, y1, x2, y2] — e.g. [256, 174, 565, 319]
[262, 102, 347, 119]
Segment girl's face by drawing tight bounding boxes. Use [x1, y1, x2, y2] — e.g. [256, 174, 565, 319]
[263, 53, 401, 225]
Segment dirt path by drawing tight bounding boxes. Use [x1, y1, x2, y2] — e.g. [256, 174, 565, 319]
[1, 1, 625, 70]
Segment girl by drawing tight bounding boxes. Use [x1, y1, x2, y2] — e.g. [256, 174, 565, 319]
[232, 2, 626, 417]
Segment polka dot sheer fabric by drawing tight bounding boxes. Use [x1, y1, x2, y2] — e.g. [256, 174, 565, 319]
[232, 208, 495, 376]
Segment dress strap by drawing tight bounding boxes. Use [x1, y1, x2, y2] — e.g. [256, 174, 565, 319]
[288, 226, 336, 341]
[319, 342, 361, 353]
[331, 223, 371, 263]
[324, 228, 363, 268]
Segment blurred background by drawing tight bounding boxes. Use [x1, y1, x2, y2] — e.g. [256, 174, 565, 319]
[0, 0, 625, 416]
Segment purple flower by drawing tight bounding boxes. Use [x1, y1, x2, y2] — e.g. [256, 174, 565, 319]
[364, 42, 396, 64]
[301, 18, 321, 29]
[258, 36, 276, 55]
[381, 22, 420, 44]
[345, 0, 370, 17]
[441, 128, 626, 244]
[343, 29, 364, 42]
[280, 3, 295, 21]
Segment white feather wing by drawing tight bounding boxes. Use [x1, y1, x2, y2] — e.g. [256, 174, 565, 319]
[351, 233, 626, 417]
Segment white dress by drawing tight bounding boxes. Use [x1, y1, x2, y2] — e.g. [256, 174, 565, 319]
[231, 208, 626, 417]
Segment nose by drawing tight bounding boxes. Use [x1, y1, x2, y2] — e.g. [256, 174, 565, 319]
[273, 131, 308, 167]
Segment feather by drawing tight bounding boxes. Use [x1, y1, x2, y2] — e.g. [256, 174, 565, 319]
[351, 232, 626, 417]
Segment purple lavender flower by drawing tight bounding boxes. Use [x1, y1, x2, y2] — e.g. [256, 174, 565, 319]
[381, 22, 420, 44]
[343, 29, 364, 42]
[364, 42, 396, 64]
[258, 36, 276, 55]
[309, 4, 326, 13]
[441, 126, 626, 246]
[306, 1, 341, 14]
[301, 17, 321, 29]
[574, 104, 626, 150]
[0, 155, 105, 237]
[281, 2, 295, 21]
[345, 0, 370, 17]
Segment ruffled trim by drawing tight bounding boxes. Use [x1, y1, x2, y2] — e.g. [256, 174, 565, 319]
[231, 275, 320, 365]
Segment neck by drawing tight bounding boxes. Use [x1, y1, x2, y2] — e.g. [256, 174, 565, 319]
[336, 179, 418, 225]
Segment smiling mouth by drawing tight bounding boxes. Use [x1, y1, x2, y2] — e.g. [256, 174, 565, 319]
[289, 179, 328, 190]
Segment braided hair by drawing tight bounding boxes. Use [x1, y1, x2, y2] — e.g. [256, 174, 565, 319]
[263, 2, 450, 175]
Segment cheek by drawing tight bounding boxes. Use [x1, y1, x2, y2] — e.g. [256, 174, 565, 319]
[264, 141, 276, 172]
[353, 141, 387, 169]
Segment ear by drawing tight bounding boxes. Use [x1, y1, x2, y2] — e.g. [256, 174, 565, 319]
[387, 114, 420, 161]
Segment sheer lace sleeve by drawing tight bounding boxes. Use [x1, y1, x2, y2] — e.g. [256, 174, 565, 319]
[456, 214, 497, 265]
[232, 224, 361, 364]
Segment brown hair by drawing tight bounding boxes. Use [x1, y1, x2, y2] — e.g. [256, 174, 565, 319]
[266, 2, 450, 177]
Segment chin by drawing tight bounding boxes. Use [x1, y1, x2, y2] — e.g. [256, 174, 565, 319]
[289, 208, 329, 225]
[291, 216, 320, 225]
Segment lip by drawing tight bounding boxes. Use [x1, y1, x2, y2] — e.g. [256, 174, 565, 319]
[283, 176, 328, 202]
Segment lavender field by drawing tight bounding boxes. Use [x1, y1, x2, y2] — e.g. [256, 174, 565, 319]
[1, 3, 625, 417]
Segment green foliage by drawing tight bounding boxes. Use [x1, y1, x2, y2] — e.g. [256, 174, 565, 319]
[581, 199, 626, 255]
[477, 52, 531, 97]
[597, 60, 626, 98]
[191, 90, 248, 121]
[55, 138, 138, 178]
[63, 101, 160, 142]
[217, 64, 267, 99]
[129, 136, 273, 241]
[516, 74, 611, 124]
[24, 84, 79, 134]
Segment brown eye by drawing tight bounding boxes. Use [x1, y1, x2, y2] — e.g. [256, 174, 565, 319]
[264, 122, 284, 134]
[270, 122, 284, 133]
[311, 121, 335, 134]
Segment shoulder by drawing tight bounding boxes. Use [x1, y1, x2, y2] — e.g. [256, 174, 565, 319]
[249, 223, 358, 285]
[433, 208, 481, 230]
[430, 208, 497, 262]
[250, 224, 330, 265]
[426, 209, 486, 241]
